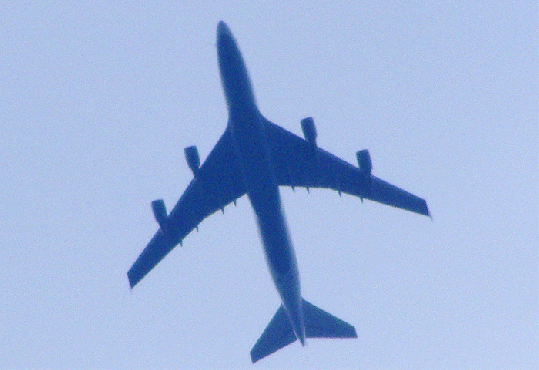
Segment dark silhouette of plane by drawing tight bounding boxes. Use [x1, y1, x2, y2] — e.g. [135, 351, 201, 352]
[127, 21, 430, 363]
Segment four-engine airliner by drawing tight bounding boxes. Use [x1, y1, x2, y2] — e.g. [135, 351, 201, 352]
[127, 21, 430, 363]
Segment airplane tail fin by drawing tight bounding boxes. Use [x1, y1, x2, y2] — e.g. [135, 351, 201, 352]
[250, 299, 357, 363]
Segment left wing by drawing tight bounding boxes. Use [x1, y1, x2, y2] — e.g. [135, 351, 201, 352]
[263, 117, 429, 216]
[128, 127, 246, 288]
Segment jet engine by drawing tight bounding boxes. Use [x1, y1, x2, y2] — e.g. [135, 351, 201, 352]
[356, 149, 372, 175]
[301, 117, 317, 147]
[184, 145, 200, 176]
[151, 199, 168, 230]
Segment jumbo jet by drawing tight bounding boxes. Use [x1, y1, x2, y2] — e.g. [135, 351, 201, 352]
[127, 21, 429, 363]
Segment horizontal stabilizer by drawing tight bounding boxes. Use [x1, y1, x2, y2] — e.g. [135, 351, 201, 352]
[250, 300, 357, 363]
[251, 305, 296, 363]
[303, 299, 357, 339]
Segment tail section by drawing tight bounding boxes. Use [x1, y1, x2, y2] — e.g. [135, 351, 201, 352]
[250, 299, 357, 363]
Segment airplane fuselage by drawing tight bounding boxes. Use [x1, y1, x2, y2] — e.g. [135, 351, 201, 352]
[217, 21, 305, 344]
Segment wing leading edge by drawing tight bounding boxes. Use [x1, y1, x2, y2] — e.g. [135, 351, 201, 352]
[263, 117, 429, 216]
[128, 128, 246, 288]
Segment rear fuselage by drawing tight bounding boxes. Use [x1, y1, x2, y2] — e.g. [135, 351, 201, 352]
[217, 21, 305, 344]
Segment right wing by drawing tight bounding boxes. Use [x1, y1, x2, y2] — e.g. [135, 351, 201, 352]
[127, 127, 246, 288]
[263, 117, 429, 216]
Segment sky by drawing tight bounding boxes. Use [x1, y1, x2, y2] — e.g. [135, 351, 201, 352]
[1, 2, 537, 369]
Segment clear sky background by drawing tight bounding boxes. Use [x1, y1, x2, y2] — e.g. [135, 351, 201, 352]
[1, 2, 537, 369]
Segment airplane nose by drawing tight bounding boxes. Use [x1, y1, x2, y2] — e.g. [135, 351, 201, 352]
[217, 21, 232, 41]
[217, 21, 239, 61]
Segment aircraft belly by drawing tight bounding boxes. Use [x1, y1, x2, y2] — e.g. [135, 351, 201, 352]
[249, 186, 304, 342]
[240, 132, 294, 279]
[230, 110, 303, 330]
[250, 189, 293, 276]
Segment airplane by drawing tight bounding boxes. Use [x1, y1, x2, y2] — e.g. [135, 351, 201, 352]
[127, 21, 430, 363]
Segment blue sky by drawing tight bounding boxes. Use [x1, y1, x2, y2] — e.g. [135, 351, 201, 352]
[1, 2, 537, 369]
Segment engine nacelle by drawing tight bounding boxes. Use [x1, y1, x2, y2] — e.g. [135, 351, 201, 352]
[356, 149, 372, 175]
[301, 117, 317, 147]
[184, 145, 200, 176]
[151, 199, 168, 230]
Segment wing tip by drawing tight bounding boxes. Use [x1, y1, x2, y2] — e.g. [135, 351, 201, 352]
[425, 202, 432, 219]
[127, 269, 140, 289]
[419, 199, 430, 218]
